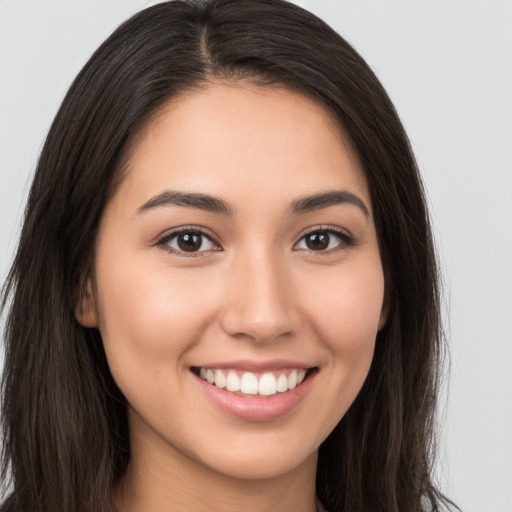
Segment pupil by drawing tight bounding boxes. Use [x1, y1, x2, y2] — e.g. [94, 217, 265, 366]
[306, 232, 329, 250]
[177, 233, 202, 252]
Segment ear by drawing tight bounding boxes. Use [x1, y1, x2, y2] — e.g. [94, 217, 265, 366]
[75, 277, 98, 328]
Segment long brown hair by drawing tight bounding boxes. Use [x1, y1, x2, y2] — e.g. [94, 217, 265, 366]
[1, 1, 457, 510]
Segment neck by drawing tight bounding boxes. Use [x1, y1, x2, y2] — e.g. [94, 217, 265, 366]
[113, 420, 318, 512]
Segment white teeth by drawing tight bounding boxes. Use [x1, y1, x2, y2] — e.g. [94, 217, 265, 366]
[226, 371, 241, 392]
[288, 370, 298, 390]
[276, 374, 288, 392]
[198, 367, 310, 395]
[258, 373, 277, 396]
[240, 372, 259, 394]
[214, 369, 226, 389]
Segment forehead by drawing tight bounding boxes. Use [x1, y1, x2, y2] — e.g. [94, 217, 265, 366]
[114, 82, 371, 215]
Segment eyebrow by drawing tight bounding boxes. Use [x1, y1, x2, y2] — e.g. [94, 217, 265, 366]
[289, 190, 370, 218]
[136, 189, 369, 218]
[137, 191, 235, 216]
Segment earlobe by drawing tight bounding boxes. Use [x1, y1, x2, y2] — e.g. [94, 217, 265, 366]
[75, 278, 98, 328]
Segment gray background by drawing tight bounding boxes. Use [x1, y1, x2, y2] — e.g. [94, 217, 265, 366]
[1, 1, 511, 510]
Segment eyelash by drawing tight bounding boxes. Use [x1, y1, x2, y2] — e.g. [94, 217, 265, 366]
[156, 225, 356, 257]
[156, 227, 221, 258]
[295, 226, 356, 254]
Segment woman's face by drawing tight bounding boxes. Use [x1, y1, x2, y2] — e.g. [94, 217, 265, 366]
[78, 83, 386, 481]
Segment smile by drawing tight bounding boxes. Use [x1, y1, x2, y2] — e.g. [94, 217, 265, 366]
[196, 367, 308, 396]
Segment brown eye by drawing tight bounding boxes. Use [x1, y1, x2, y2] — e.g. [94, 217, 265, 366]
[295, 229, 353, 252]
[162, 230, 217, 254]
[177, 233, 202, 252]
[304, 232, 330, 251]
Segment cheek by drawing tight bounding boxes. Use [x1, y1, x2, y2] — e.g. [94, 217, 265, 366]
[94, 256, 220, 379]
[291, 256, 384, 437]
[299, 257, 384, 361]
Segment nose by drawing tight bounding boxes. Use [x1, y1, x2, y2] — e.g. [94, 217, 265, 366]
[219, 250, 301, 344]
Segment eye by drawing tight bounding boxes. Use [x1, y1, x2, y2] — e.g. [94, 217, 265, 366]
[158, 229, 219, 255]
[295, 228, 354, 252]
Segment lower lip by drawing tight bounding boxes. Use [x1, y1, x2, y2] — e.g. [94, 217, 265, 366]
[194, 371, 315, 422]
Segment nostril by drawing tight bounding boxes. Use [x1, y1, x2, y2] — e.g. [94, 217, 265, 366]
[219, 312, 298, 344]
[219, 269, 301, 343]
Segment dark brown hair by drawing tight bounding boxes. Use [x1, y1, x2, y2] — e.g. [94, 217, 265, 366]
[1, 1, 457, 511]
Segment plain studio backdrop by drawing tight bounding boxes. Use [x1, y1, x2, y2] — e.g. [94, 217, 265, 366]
[0, 1, 511, 511]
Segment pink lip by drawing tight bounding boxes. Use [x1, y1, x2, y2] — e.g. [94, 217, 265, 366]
[193, 367, 317, 422]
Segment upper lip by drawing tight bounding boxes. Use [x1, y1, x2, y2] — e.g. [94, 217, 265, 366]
[191, 359, 315, 373]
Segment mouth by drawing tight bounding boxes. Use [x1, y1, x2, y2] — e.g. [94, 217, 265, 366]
[191, 362, 318, 422]
[191, 366, 316, 397]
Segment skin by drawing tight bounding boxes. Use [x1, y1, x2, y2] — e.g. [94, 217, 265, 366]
[77, 83, 386, 512]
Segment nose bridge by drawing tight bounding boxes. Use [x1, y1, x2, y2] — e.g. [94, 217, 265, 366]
[220, 244, 299, 343]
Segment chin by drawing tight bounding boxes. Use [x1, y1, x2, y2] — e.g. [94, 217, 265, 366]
[183, 427, 320, 481]
[204, 447, 315, 481]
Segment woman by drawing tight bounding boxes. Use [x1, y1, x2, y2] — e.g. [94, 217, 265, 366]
[0, 1, 458, 511]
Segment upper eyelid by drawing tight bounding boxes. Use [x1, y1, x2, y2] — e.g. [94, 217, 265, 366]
[295, 225, 353, 241]
[157, 226, 219, 243]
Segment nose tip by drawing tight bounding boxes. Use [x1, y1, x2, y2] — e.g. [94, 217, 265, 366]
[221, 306, 295, 344]
[219, 258, 300, 344]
